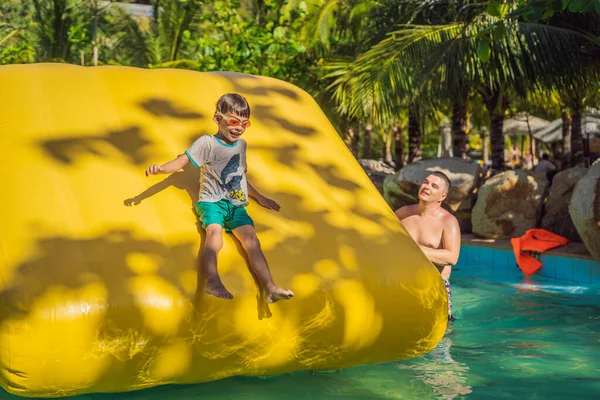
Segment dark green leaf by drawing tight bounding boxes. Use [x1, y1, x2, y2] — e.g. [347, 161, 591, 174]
[568, 0, 591, 12]
[487, 2, 502, 17]
[477, 40, 491, 62]
[542, 9, 555, 19]
[492, 21, 507, 40]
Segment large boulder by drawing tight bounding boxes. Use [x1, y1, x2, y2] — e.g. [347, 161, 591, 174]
[540, 167, 588, 242]
[359, 159, 395, 195]
[569, 162, 600, 262]
[383, 158, 482, 212]
[472, 170, 549, 239]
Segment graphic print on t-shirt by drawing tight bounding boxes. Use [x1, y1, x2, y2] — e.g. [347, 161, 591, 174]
[220, 154, 246, 202]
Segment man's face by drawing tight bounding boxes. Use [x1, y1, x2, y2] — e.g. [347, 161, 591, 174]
[214, 111, 250, 142]
[418, 174, 448, 203]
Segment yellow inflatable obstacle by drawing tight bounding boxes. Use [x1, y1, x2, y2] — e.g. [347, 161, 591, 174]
[0, 64, 447, 398]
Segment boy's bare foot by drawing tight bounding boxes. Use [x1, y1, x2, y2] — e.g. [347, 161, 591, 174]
[204, 280, 234, 300]
[265, 286, 294, 303]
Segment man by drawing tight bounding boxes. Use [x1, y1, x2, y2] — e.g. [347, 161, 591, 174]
[395, 171, 461, 320]
[533, 153, 556, 182]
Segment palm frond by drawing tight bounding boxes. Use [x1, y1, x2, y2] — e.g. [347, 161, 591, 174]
[325, 10, 600, 126]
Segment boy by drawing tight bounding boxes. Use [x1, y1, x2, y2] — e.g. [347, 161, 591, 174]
[145, 93, 294, 303]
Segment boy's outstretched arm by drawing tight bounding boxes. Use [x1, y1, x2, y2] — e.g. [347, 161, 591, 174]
[247, 182, 280, 211]
[146, 154, 189, 176]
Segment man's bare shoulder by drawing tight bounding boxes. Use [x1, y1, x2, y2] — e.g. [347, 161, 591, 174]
[440, 208, 460, 227]
[395, 204, 418, 220]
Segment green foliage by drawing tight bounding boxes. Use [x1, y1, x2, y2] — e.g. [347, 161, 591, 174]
[0, 0, 37, 64]
[0, 41, 35, 64]
[2, 0, 600, 162]
[179, 0, 314, 87]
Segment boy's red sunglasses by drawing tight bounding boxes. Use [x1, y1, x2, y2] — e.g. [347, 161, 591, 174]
[217, 112, 251, 128]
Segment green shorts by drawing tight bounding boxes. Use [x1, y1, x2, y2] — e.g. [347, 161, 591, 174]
[194, 200, 254, 232]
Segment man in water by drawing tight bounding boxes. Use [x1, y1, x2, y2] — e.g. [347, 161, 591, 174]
[395, 171, 461, 320]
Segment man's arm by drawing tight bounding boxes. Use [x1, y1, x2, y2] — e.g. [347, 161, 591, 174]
[146, 154, 189, 176]
[420, 215, 461, 266]
[248, 181, 280, 211]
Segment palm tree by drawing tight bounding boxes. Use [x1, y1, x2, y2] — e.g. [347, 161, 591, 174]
[324, 1, 600, 170]
[303, 0, 465, 164]
[84, 0, 119, 66]
[111, 0, 204, 68]
[30, 0, 81, 61]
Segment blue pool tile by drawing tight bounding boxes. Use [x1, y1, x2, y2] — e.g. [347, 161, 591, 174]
[572, 259, 591, 284]
[492, 249, 511, 276]
[589, 261, 600, 285]
[457, 246, 468, 266]
[466, 246, 481, 267]
[479, 247, 495, 270]
[539, 255, 557, 279]
[555, 258, 574, 281]
[506, 261, 524, 278]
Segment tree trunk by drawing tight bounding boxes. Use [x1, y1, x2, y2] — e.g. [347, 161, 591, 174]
[393, 124, 404, 169]
[438, 123, 453, 157]
[383, 129, 393, 165]
[342, 119, 354, 150]
[481, 127, 489, 164]
[363, 123, 373, 159]
[483, 89, 506, 170]
[93, 9, 99, 66]
[561, 109, 572, 169]
[489, 112, 505, 170]
[551, 141, 560, 166]
[452, 101, 468, 158]
[526, 116, 535, 166]
[571, 104, 585, 167]
[351, 124, 360, 157]
[408, 106, 422, 163]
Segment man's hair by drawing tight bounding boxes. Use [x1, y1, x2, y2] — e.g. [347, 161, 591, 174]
[216, 93, 250, 118]
[428, 171, 452, 193]
[542, 153, 549, 160]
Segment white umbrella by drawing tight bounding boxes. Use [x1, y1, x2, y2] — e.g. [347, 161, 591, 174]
[534, 113, 600, 143]
[503, 113, 550, 137]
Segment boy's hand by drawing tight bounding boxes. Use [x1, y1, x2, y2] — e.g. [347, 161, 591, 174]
[145, 164, 163, 176]
[257, 196, 281, 211]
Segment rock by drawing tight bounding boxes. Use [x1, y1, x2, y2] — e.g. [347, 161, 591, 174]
[472, 170, 549, 239]
[383, 157, 482, 212]
[540, 167, 587, 242]
[358, 159, 396, 174]
[569, 162, 600, 262]
[359, 159, 395, 195]
[455, 209, 473, 234]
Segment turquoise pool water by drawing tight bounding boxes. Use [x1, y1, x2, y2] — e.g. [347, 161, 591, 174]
[2, 273, 599, 399]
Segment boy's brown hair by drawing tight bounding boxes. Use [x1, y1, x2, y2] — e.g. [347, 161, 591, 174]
[216, 93, 250, 119]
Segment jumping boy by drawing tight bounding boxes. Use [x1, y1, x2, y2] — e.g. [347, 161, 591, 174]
[145, 93, 294, 303]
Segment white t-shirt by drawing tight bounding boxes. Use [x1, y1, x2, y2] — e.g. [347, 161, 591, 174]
[185, 135, 249, 206]
[534, 159, 556, 175]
